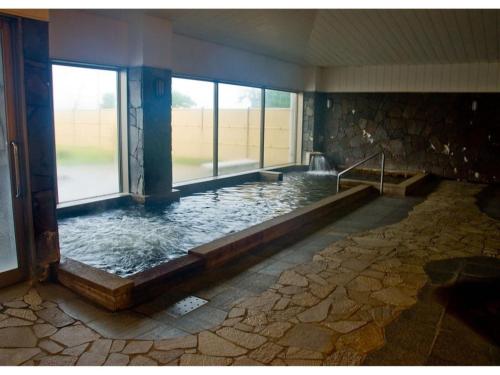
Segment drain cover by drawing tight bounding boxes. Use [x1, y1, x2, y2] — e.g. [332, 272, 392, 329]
[165, 296, 208, 318]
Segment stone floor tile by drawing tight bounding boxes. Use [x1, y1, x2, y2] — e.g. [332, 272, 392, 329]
[77, 352, 107, 366]
[154, 334, 197, 351]
[179, 353, 232, 366]
[89, 338, 112, 354]
[430, 331, 494, 365]
[336, 323, 385, 354]
[233, 356, 264, 365]
[0, 326, 37, 347]
[36, 283, 78, 305]
[104, 353, 130, 365]
[3, 300, 28, 309]
[39, 339, 64, 354]
[0, 317, 34, 328]
[148, 349, 184, 364]
[248, 342, 283, 363]
[23, 289, 43, 307]
[371, 287, 417, 307]
[0, 348, 41, 365]
[122, 340, 153, 354]
[198, 331, 247, 357]
[33, 323, 58, 338]
[206, 286, 255, 311]
[50, 325, 100, 347]
[0, 283, 31, 304]
[324, 348, 363, 365]
[364, 342, 427, 365]
[278, 323, 335, 353]
[216, 327, 267, 349]
[58, 298, 112, 323]
[232, 273, 278, 294]
[61, 343, 89, 356]
[110, 339, 126, 353]
[258, 321, 292, 338]
[87, 312, 162, 339]
[36, 307, 75, 328]
[129, 355, 157, 365]
[38, 355, 78, 366]
[4, 308, 37, 321]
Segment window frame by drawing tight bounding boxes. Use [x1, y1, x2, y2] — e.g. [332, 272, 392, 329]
[51, 60, 128, 204]
[171, 73, 302, 182]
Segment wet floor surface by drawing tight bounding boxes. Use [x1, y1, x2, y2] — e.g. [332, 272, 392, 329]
[1, 181, 498, 365]
[129, 195, 424, 337]
[364, 257, 500, 365]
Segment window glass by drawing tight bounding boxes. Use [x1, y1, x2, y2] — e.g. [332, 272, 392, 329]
[172, 78, 214, 183]
[52, 65, 120, 203]
[264, 90, 297, 167]
[218, 83, 261, 175]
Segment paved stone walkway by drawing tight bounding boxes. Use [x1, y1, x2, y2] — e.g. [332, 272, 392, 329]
[0, 180, 498, 365]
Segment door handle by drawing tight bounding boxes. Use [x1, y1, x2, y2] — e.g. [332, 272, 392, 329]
[10, 141, 21, 198]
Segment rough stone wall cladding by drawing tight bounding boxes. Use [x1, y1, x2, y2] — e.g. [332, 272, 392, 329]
[321, 93, 500, 184]
[302, 92, 315, 163]
[22, 18, 59, 278]
[128, 66, 173, 198]
[128, 67, 145, 196]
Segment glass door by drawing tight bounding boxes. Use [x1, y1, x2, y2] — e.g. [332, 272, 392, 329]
[0, 19, 27, 287]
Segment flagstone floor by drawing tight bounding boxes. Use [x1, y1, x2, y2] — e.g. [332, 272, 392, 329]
[0, 180, 498, 366]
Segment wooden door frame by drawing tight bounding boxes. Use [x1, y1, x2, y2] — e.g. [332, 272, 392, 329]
[0, 16, 35, 288]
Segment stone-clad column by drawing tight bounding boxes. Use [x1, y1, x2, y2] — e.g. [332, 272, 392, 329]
[302, 92, 327, 163]
[128, 66, 178, 203]
[21, 18, 59, 280]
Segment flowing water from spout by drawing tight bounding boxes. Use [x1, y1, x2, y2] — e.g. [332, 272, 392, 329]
[308, 154, 337, 176]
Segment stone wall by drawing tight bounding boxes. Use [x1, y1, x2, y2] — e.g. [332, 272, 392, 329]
[320, 93, 500, 184]
[21, 18, 59, 279]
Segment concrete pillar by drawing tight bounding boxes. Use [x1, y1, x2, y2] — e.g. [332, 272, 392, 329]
[127, 15, 178, 203]
[128, 66, 177, 202]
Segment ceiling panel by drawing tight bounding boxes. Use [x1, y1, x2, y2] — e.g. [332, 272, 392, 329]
[93, 9, 500, 67]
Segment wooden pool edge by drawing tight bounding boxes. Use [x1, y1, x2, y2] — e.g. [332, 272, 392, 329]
[340, 172, 431, 196]
[55, 184, 378, 311]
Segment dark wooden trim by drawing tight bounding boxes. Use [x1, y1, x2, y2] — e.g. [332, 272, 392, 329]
[0, 17, 31, 287]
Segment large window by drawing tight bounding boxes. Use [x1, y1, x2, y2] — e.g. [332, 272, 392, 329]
[172, 78, 214, 183]
[171, 76, 300, 183]
[264, 90, 298, 167]
[52, 64, 121, 203]
[218, 83, 261, 175]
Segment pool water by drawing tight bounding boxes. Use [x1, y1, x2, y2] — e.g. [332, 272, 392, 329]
[58, 172, 339, 277]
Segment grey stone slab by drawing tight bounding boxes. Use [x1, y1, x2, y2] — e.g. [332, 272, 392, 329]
[87, 311, 162, 340]
[133, 324, 187, 340]
[231, 273, 278, 294]
[36, 283, 78, 304]
[157, 305, 227, 334]
[258, 260, 296, 276]
[58, 298, 112, 323]
[205, 286, 255, 311]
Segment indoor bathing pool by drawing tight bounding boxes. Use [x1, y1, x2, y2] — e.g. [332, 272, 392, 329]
[58, 172, 339, 277]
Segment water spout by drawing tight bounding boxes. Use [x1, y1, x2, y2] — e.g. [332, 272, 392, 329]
[308, 152, 337, 175]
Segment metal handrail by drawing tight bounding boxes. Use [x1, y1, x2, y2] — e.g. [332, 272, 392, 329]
[336, 152, 385, 195]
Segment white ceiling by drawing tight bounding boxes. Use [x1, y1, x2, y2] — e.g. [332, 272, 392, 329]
[98, 9, 500, 67]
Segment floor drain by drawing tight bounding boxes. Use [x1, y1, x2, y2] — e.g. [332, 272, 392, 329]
[165, 296, 208, 318]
